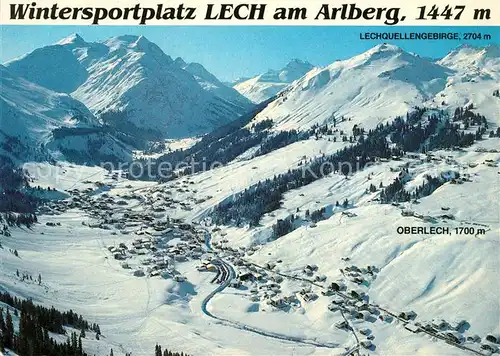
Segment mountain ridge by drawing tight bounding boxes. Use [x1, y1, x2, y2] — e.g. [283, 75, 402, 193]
[4, 34, 252, 139]
[233, 58, 315, 103]
[247, 43, 499, 132]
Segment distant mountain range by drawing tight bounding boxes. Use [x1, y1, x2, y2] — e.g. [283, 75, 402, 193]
[1, 36, 498, 164]
[5, 34, 253, 140]
[248, 43, 500, 132]
[232, 59, 315, 103]
[173, 56, 252, 110]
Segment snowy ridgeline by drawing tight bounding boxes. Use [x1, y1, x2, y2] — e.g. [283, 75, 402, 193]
[2, 38, 499, 165]
[3, 34, 252, 141]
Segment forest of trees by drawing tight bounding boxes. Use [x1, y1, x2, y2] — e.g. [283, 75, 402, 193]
[380, 172, 450, 203]
[0, 291, 100, 356]
[212, 116, 401, 226]
[211, 106, 489, 226]
[254, 129, 308, 157]
[0, 156, 41, 214]
[1, 212, 38, 229]
[390, 108, 438, 152]
[0, 291, 194, 356]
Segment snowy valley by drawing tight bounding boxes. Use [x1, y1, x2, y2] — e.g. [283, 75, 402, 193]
[1, 38, 499, 356]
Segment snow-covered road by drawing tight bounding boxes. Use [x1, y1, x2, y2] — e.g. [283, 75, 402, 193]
[200, 231, 341, 349]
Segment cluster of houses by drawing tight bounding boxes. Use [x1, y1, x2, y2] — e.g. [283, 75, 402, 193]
[340, 264, 379, 286]
[39, 189, 131, 219]
[410, 317, 500, 352]
[36, 180, 212, 285]
[106, 223, 205, 281]
[106, 171, 129, 181]
[400, 205, 457, 223]
[323, 259, 500, 353]
[34, 173, 499, 354]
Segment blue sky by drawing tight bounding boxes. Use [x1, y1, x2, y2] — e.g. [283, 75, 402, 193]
[1, 26, 498, 81]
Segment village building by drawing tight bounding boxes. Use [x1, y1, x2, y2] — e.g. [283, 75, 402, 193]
[466, 334, 481, 343]
[133, 269, 145, 277]
[321, 289, 334, 296]
[359, 328, 371, 336]
[335, 320, 350, 330]
[439, 331, 464, 344]
[379, 314, 393, 323]
[356, 310, 372, 321]
[404, 322, 420, 333]
[314, 274, 327, 282]
[303, 292, 318, 302]
[330, 281, 346, 291]
[399, 310, 417, 321]
[268, 297, 287, 308]
[350, 289, 366, 300]
[174, 275, 186, 282]
[230, 279, 241, 288]
[331, 296, 345, 305]
[360, 339, 372, 349]
[449, 319, 468, 331]
[481, 343, 499, 353]
[328, 303, 340, 312]
[486, 333, 500, 344]
[250, 295, 260, 302]
[270, 274, 283, 283]
[431, 319, 449, 330]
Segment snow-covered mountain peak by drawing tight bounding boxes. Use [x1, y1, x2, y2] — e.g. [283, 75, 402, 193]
[259, 59, 314, 83]
[342, 43, 418, 70]
[4, 44, 89, 93]
[287, 58, 310, 65]
[277, 59, 314, 82]
[4, 34, 253, 139]
[183, 62, 219, 84]
[438, 44, 500, 71]
[174, 56, 188, 67]
[282, 58, 314, 71]
[248, 43, 460, 132]
[100, 35, 171, 62]
[175, 58, 253, 109]
[57, 33, 86, 46]
[371, 42, 403, 53]
[234, 59, 314, 103]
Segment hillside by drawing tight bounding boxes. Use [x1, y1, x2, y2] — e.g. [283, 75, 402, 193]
[0, 65, 132, 164]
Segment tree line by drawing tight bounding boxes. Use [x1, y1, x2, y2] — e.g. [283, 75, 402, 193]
[0, 156, 41, 215]
[212, 106, 489, 227]
[0, 291, 100, 356]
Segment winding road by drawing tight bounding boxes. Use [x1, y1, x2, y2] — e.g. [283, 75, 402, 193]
[200, 230, 341, 350]
[200, 230, 481, 356]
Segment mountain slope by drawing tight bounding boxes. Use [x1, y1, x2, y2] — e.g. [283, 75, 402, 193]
[234, 59, 314, 103]
[248, 43, 500, 132]
[4, 34, 251, 139]
[174, 57, 253, 110]
[434, 44, 500, 125]
[438, 44, 500, 72]
[4, 44, 88, 94]
[0, 64, 94, 145]
[0, 65, 131, 163]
